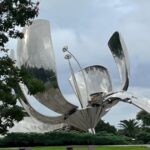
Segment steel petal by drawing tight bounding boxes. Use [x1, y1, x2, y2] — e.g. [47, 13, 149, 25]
[108, 32, 130, 91]
[65, 107, 103, 131]
[19, 84, 64, 124]
[69, 65, 113, 108]
[106, 91, 150, 114]
[17, 19, 77, 114]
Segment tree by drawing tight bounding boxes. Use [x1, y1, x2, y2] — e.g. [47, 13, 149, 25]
[95, 120, 117, 134]
[136, 110, 150, 127]
[119, 119, 139, 138]
[0, 0, 39, 135]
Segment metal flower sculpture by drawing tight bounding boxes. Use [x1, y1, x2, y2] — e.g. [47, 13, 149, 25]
[16, 19, 150, 134]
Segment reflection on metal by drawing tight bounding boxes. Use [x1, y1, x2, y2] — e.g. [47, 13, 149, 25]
[69, 65, 113, 108]
[16, 19, 150, 134]
[108, 32, 129, 91]
[17, 19, 77, 128]
[9, 117, 64, 133]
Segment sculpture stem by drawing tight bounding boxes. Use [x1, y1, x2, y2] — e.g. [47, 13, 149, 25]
[63, 47, 89, 102]
[68, 59, 83, 108]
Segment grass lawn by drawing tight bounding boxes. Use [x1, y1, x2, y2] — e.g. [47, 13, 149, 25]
[0, 149, 18, 150]
[33, 146, 150, 150]
[0, 146, 149, 150]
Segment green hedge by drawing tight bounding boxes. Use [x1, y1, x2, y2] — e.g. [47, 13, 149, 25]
[136, 131, 150, 144]
[0, 131, 130, 147]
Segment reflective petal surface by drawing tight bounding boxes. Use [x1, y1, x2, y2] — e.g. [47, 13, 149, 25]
[69, 65, 113, 108]
[19, 83, 64, 124]
[131, 97, 150, 113]
[106, 91, 150, 114]
[65, 106, 103, 131]
[108, 32, 130, 91]
[17, 19, 77, 116]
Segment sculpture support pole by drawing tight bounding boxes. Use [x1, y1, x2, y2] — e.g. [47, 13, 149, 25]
[88, 128, 96, 134]
[63, 47, 89, 102]
[65, 54, 83, 108]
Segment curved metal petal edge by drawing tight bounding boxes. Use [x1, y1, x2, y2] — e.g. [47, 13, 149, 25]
[108, 31, 130, 91]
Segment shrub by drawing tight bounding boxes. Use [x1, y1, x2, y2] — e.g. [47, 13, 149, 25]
[0, 131, 131, 147]
[136, 132, 150, 144]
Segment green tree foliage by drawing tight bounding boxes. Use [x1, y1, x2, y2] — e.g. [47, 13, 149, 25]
[0, 0, 39, 134]
[95, 120, 117, 134]
[119, 119, 139, 138]
[136, 110, 150, 127]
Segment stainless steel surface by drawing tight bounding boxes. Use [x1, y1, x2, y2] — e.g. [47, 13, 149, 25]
[68, 58, 84, 108]
[105, 91, 150, 114]
[17, 19, 77, 115]
[19, 83, 64, 124]
[9, 117, 64, 133]
[131, 97, 150, 113]
[65, 106, 102, 131]
[63, 46, 89, 107]
[108, 32, 129, 91]
[69, 65, 113, 108]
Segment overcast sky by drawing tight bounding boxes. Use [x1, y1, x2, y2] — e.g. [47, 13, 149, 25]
[9, 0, 150, 127]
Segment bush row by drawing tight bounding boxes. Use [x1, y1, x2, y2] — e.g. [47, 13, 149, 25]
[0, 131, 130, 147]
[136, 131, 150, 144]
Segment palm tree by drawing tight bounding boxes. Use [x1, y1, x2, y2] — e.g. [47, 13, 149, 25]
[119, 119, 139, 138]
